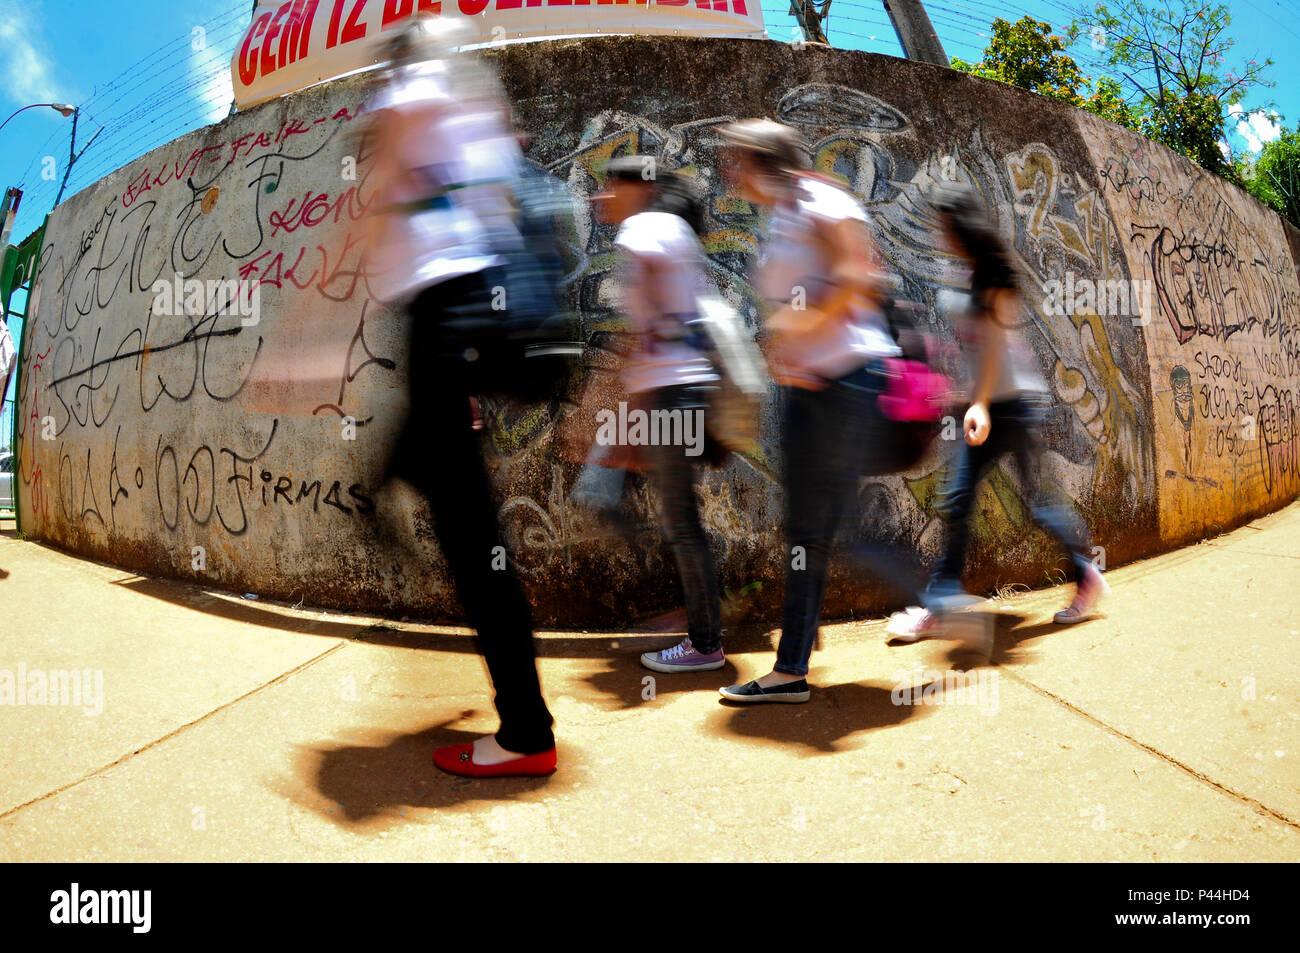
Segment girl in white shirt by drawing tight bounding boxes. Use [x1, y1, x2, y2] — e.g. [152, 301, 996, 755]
[714, 120, 902, 704]
[363, 16, 556, 778]
[593, 159, 728, 675]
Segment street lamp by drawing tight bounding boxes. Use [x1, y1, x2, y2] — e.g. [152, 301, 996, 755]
[0, 103, 76, 135]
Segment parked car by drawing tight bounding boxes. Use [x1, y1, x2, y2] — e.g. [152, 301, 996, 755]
[0, 451, 14, 512]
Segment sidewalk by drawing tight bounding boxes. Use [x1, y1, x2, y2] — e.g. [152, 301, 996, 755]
[1, 506, 1297, 862]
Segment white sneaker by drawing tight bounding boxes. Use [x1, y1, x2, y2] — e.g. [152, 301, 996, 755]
[886, 606, 942, 644]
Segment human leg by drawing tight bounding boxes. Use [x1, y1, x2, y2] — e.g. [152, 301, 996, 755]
[640, 385, 725, 671]
[399, 278, 556, 767]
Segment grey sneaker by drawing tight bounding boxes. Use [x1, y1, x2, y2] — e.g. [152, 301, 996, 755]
[640, 637, 725, 673]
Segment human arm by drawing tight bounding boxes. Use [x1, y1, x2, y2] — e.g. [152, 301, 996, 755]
[761, 198, 887, 388]
[963, 286, 1017, 445]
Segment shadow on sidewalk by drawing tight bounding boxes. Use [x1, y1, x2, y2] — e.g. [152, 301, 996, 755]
[281, 715, 575, 829]
[113, 572, 790, 663]
[991, 616, 1089, 665]
[115, 577, 379, 639]
[707, 678, 928, 753]
[931, 610, 1071, 668]
[576, 624, 780, 709]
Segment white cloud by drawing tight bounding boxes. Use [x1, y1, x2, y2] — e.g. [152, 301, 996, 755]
[1228, 104, 1283, 154]
[0, 5, 69, 106]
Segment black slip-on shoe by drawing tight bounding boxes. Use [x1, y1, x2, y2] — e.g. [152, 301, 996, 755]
[718, 679, 810, 704]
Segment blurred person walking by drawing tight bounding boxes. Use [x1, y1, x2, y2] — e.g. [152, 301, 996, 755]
[363, 15, 557, 777]
[713, 120, 907, 704]
[592, 158, 730, 675]
[890, 185, 1107, 642]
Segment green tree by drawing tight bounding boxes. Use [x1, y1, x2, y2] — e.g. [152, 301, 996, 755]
[1083, 76, 1139, 130]
[952, 16, 1088, 108]
[1242, 125, 1300, 226]
[951, 16, 1143, 133]
[1141, 90, 1238, 181]
[1068, 1, 1274, 177]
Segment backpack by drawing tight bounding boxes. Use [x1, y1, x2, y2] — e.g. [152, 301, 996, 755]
[436, 160, 583, 401]
[694, 291, 766, 456]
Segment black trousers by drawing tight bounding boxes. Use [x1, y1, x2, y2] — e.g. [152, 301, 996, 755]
[645, 384, 723, 655]
[390, 273, 555, 754]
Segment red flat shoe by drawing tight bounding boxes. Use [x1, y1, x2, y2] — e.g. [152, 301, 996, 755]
[432, 743, 557, 778]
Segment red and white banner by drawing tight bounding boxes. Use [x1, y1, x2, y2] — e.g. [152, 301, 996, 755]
[232, 0, 767, 109]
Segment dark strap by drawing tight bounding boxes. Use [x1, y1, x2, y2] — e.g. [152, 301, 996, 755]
[373, 194, 454, 216]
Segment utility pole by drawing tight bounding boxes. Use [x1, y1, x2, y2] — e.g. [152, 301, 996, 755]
[0, 187, 21, 331]
[54, 108, 104, 207]
[882, 0, 949, 66]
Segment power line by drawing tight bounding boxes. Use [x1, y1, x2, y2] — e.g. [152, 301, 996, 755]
[11, 4, 248, 232]
[78, 4, 249, 117]
[81, 10, 248, 129]
[13, 0, 1293, 240]
[8, 4, 246, 211]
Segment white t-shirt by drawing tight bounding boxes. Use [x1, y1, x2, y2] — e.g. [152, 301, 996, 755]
[614, 211, 719, 394]
[756, 176, 899, 381]
[955, 286, 1049, 401]
[364, 61, 522, 305]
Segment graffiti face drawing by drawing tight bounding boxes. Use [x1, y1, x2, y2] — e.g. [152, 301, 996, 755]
[1171, 365, 1194, 468]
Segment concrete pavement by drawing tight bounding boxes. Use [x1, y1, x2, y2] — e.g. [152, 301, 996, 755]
[1, 506, 1298, 861]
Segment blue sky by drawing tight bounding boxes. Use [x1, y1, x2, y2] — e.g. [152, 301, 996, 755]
[0, 0, 1295, 373]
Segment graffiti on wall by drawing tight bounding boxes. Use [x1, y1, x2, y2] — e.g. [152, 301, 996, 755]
[14, 94, 400, 568]
[513, 83, 1155, 582]
[1090, 121, 1300, 539]
[16, 45, 1295, 622]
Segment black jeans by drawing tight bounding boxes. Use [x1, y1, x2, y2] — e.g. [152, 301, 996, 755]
[389, 273, 555, 754]
[776, 361, 928, 677]
[928, 395, 1093, 597]
[645, 384, 723, 655]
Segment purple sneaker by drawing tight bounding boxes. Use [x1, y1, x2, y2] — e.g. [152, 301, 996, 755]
[640, 637, 725, 673]
[1054, 565, 1110, 624]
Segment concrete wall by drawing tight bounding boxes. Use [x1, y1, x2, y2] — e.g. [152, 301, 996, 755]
[14, 37, 1300, 626]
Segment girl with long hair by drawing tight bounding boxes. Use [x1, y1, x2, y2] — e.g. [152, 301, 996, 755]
[714, 119, 903, 703]
[893, 184, 1107, 640]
